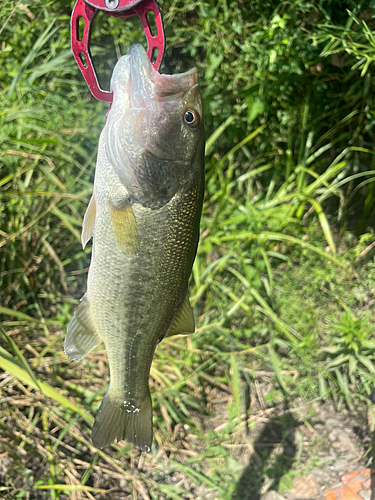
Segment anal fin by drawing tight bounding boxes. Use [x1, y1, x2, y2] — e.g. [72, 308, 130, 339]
[166, 294, 195, 337]
[65, 294, 101, 361]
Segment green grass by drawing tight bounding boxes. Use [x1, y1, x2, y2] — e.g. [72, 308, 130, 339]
[1, 0, 375, 498]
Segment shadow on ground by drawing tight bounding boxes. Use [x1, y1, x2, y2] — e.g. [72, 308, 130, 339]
[232, 403, 300, 500]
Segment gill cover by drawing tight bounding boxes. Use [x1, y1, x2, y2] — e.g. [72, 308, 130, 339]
[104, 44, 203, 207]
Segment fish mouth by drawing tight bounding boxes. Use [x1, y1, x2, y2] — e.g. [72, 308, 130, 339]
[111, 44, 198, 108]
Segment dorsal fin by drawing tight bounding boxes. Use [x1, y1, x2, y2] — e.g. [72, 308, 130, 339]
[166, 294, 195, 337]
[82, 195, 96, 249]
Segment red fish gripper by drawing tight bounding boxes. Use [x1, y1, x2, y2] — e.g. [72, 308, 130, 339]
[71, 0, 165, 102]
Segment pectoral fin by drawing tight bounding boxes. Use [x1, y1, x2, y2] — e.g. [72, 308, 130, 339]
[109, 201, 138, 255]
[82, 195, 96, 249]
[65, 294, 101, 361]
[166, 295, 195, 337]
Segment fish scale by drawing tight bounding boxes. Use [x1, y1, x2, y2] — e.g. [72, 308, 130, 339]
[65, 43, 204, 451]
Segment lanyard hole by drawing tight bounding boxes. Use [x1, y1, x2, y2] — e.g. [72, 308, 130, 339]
[146, 10, 157, 37]
[76, 16, 85, 42]
[151, 47, 159, 65]
[79, 52, 88, 69]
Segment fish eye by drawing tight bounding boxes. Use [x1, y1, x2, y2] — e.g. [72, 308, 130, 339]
[184, 109, 199, 127]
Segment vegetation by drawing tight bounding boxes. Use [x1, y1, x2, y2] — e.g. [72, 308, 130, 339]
[1, 0, 375, 498]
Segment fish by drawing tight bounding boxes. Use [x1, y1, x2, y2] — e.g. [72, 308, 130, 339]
[64, 44, 205, 452]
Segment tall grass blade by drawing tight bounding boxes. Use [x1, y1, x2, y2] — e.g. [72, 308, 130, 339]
[35, 485, 108, 493]
[220, 125, 266, 164]
[230, 354, 241, 421]
[0, 326, 42, 391]
[51, 206, 81, 242]
[205, 115, 235, 156]
[268, 344, 288, 393]
[8, 21, 58, 96]
[250, 287, 302, 343]
[0, 306, 41, 324]
[0, 346, 93, 425]
[307, 198, 336, 255]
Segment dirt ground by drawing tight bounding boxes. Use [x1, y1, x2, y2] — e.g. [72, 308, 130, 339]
[0, 367, 374, 500]
[232, 398, 373, 500]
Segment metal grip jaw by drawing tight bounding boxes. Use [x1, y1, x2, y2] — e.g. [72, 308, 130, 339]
[71, 0, 165, 102]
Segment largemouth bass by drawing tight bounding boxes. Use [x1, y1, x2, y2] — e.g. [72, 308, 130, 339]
[64, 44, 204, 451]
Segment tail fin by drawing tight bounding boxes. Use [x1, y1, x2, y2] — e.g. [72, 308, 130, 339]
[91, 389, 153, 452]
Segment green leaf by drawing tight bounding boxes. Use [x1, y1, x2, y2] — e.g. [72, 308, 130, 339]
[318, 345, 344, 356]
[357, 355, 375, 374]
[246, 96, 265, 124]
[326, 354, 350, 369]
[335, 370, 352, 408]
[318, 373, 327, 399]
[348, 355, 357, 377]
[361, 340, 375, 351]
